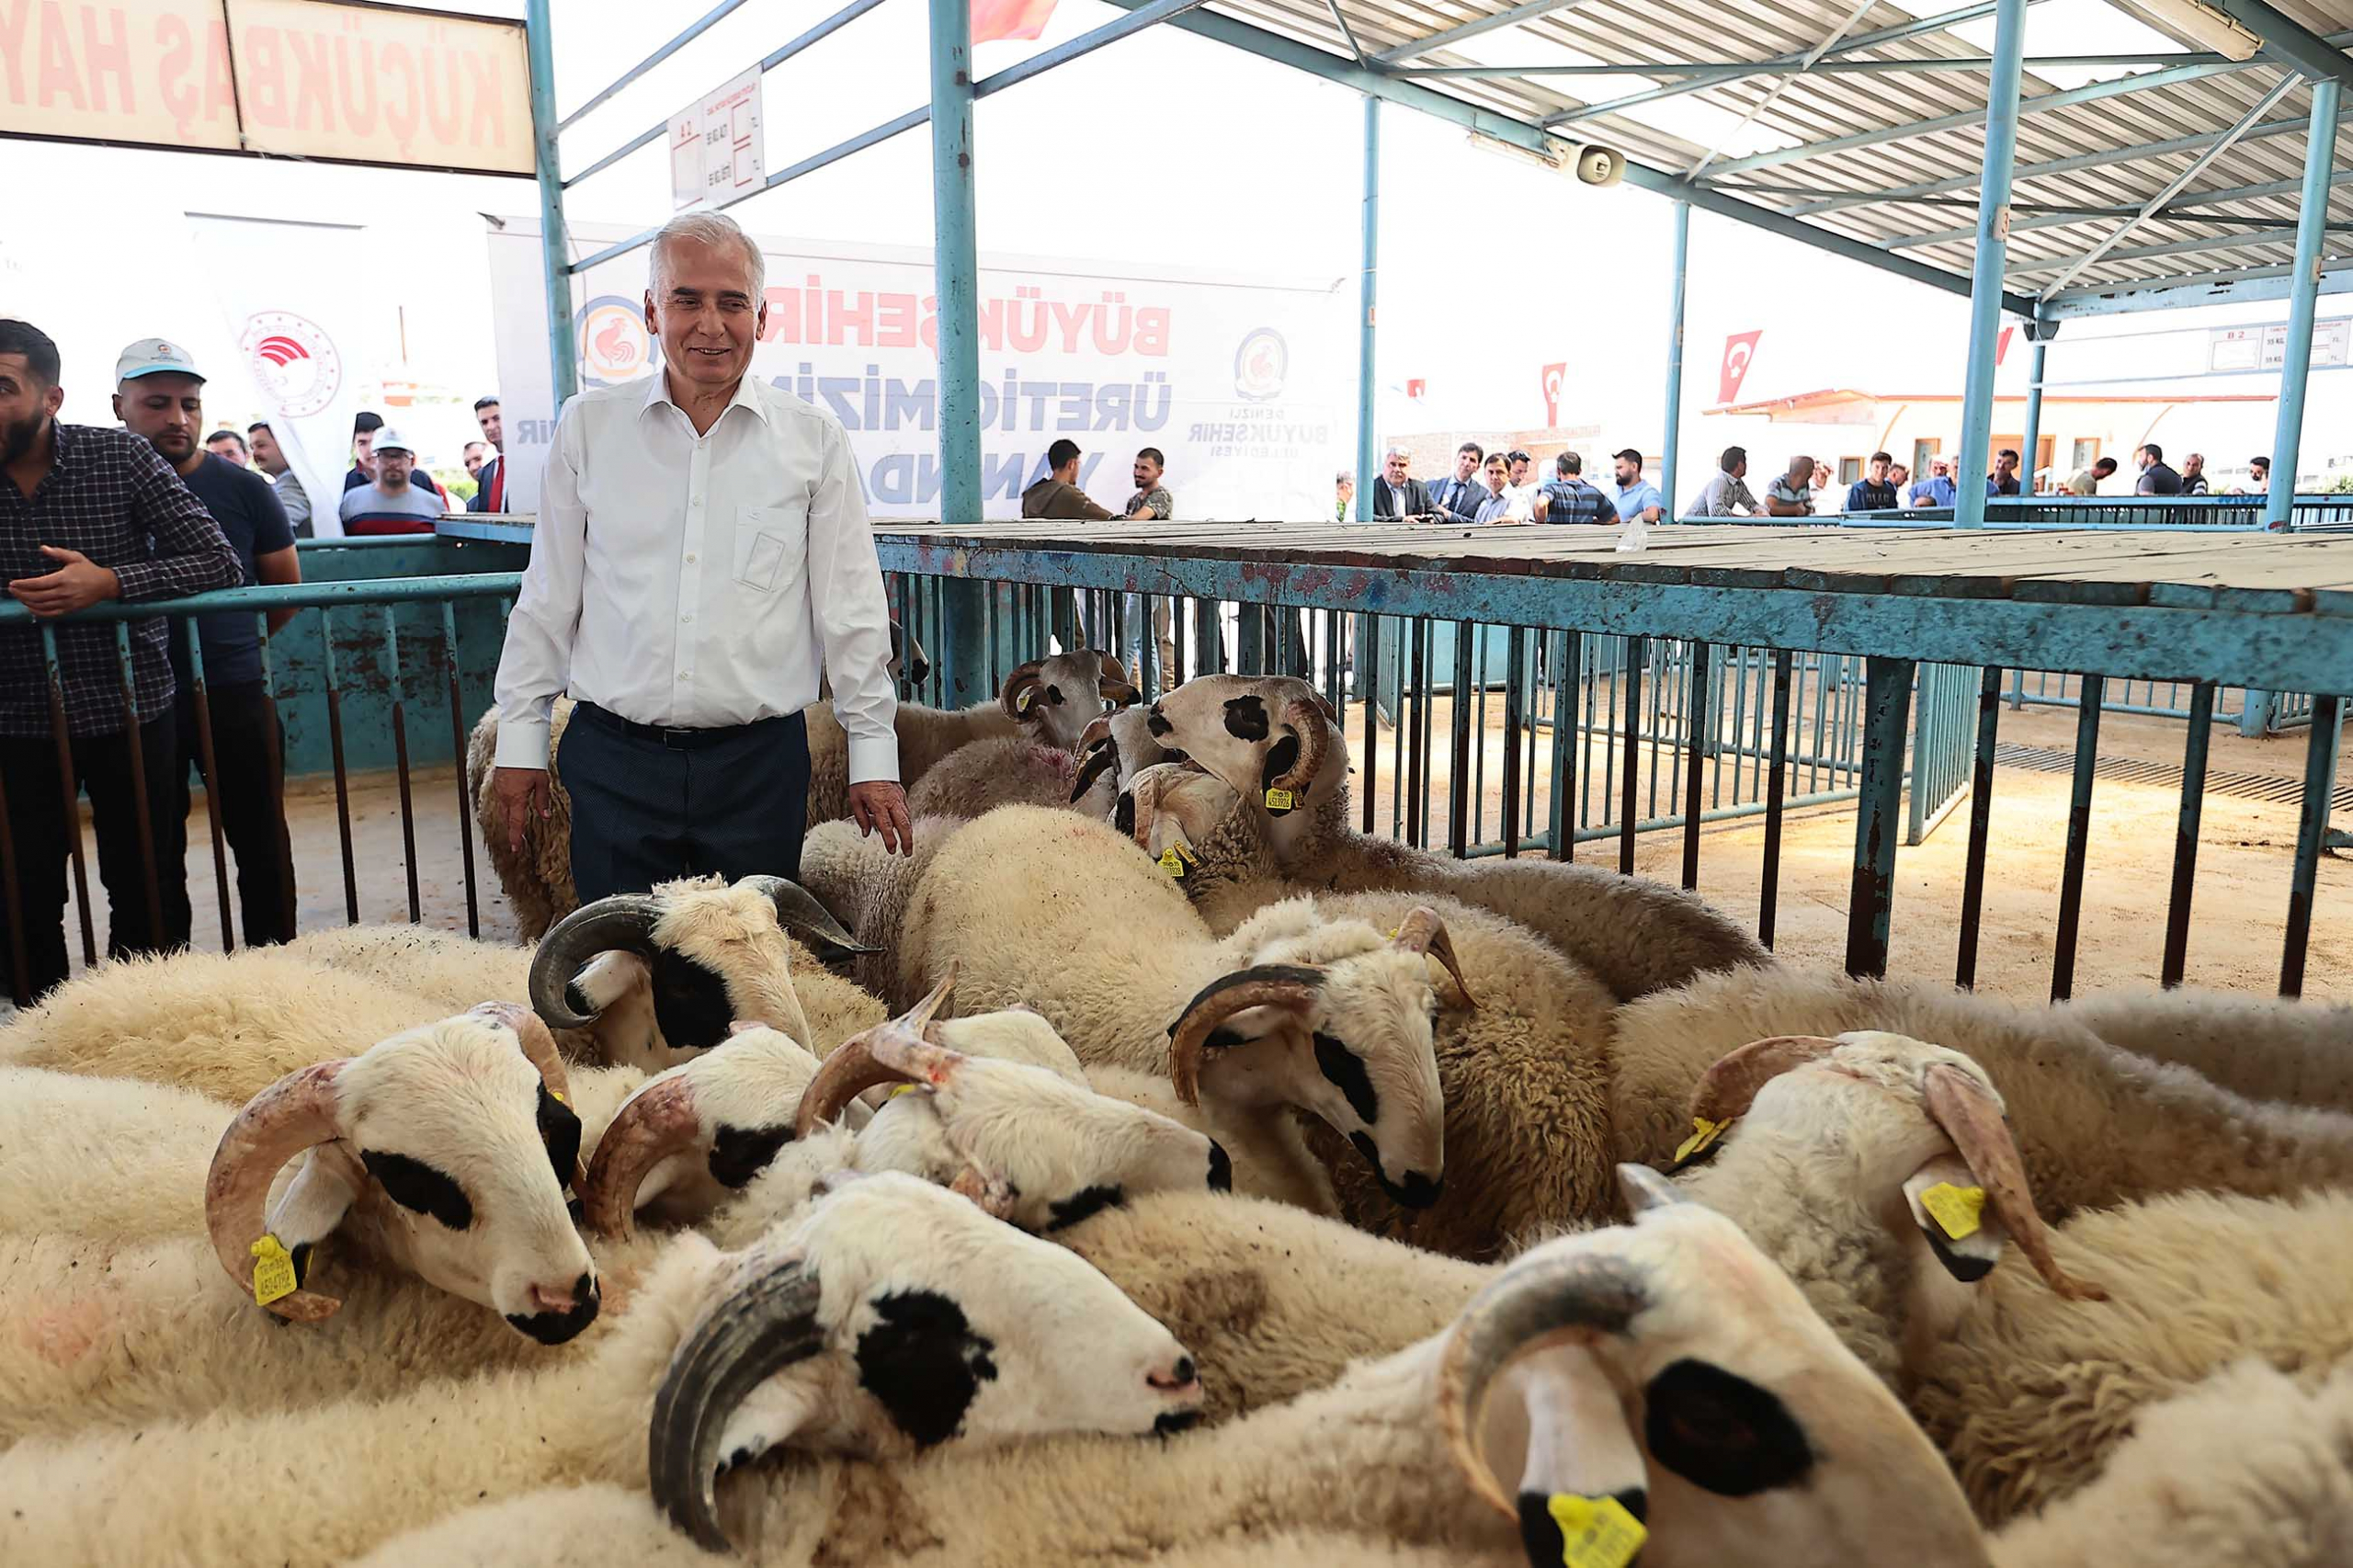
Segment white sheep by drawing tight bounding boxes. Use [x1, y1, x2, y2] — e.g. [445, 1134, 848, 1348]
[1141, 673, 1771, 1002]
[892, 804, 1469, 1217]
[1609, 964, 2353, 1219]
[579, 974, 1231, 1242]
[1672, 1028, 2353, 1526]
[324, 1187, 1998, 1568]
[0, 1174, 1205, 1567]
[0, 1066, 236, 1241]
[2059, 987, 2353, 1110]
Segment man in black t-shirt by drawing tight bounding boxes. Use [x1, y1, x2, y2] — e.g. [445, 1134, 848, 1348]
[115, 339, 302, 949]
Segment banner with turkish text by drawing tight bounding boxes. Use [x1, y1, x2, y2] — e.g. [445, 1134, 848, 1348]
[487, 219, 1349, 522]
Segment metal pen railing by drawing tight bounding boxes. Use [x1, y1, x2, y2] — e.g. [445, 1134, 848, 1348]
[0, 574, 521, 1006]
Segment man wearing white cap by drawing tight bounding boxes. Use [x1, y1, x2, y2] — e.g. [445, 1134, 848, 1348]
[0, 321, 242, 999]
[335, 426, 442, 535]
[114, 335, 301, 949]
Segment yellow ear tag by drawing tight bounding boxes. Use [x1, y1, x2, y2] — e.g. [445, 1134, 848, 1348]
[1016, 689, 1034, 712]
[1546, 1494, 1647, 1568]
[1674, 1116, 1725, 1163]
[250, 1233, 300, 1307]
[550, 1089, 568, 1105]
[1920, 1181, 1987, 1241]
[1263, 787, 1296, 812]
[1157, 846, 1187, 878]
[887, 1084, 922, 1100]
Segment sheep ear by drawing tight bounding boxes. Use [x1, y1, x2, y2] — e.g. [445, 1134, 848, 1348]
[949, 1165, 1019, 1221]
[714, 1376, 828, 1475]
[1901, 1152, 2009, 1285]
[1494, 1345, 1648, 1558]
[266, 1144, 367, 1262]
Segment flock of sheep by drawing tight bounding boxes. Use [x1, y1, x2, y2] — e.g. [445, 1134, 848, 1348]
[0, 650, 2348, 1566]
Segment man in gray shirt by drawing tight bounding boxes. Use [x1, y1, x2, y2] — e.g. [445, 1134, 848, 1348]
[1695, 446, 1762, 517]
[246, 421, 313, 538]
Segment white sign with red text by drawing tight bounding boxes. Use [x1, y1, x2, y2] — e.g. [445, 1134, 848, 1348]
[486, 218, 1349, 521]
[668, 69, 765, 211]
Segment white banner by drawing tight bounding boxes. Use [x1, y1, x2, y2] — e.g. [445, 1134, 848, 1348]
[487, 218, 1349, 522]
[188, 213, 381, 538]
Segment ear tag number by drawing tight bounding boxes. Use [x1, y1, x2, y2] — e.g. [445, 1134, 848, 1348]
[1920, 1181, 1987, 1241]
[1546, 1494, 1647, 1568]
[251, 1233, 299, 1306]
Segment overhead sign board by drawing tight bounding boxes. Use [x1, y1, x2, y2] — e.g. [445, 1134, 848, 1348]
[0, 0, 532, 176]
[2209, 317, 2352, 373]
[669, 69, 765, 211]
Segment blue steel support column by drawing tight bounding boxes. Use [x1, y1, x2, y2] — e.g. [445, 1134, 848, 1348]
[2020, 330, 2048, 493]
[2267, 77, 2341, 532]
[1953, 0, 2029, 528]
[1660, 200, 1689, 517]
[1352, 96, 1379, 697]
[524, 0, 577, 406]
[929, 0, 988, 704]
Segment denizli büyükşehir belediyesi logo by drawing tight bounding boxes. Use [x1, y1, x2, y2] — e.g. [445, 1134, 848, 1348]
[239, 312, 343, 418]
[577, 296, 653, 387]
[1233, 327, 1288, 402]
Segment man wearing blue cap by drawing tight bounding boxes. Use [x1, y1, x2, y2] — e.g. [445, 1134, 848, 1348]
[114, 336, 302, 950]
[0, 320, 242, 998]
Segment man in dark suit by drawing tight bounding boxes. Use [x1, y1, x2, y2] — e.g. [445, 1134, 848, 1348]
[1427, 440, 1484, 524]
[467, 395, 506, 512]
[1368, 447, 1432, 520]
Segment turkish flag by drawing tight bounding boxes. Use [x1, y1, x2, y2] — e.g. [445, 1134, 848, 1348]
[1540, 362, 1567, 427]
[1406, 378, 1427, 400]
[1719, 331, 1762, 404]
[1995, 325, 2016, 366]
[972, 0, 1060, 41]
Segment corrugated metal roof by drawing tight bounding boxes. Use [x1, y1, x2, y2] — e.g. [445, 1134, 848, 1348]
[1194, 0, 2350, 304]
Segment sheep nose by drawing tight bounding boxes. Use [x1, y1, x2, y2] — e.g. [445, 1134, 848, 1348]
[1147, 1354, 1197, 1393]
[529, 1271, 595, 1314]
[1390, 1169, 1444, 1210]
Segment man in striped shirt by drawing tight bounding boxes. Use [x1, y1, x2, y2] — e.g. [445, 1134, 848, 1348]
[336, 427, 443, 535]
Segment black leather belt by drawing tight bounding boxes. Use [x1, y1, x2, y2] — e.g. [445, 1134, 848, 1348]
[574, 701, 800, 751]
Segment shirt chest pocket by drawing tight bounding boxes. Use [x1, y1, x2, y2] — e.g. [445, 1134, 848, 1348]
[733, 504, 808, 593]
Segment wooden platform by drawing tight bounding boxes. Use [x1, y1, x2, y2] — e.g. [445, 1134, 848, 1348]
[875, 520, 2353, 619]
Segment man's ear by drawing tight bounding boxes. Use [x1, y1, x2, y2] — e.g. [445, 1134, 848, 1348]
[643, 290, 659, 333]
[109, 392, 123, 421]
[755, 298, 769, 340]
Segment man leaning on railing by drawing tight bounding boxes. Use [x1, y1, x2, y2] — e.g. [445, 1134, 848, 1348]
[0, 319, 243, 1001]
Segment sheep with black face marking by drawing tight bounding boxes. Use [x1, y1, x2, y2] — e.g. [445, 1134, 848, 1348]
[578, 974, 1232, 1244]
[1141, 673, 1769, 1001]
[0, 1174, 1205, 1567]
[1669, 1029, 2353, 1526]
[339, 1187, 2005, 1568]
[896, 651, 1145, 822]
[892, 804, 1469, 1220]
[2059, 987, 2353, 1111]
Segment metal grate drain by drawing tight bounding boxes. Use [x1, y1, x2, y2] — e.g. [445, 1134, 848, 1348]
[1993, 743, 2353, 812]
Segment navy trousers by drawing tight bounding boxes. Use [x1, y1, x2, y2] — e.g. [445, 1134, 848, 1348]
[561, 703, 813, 903]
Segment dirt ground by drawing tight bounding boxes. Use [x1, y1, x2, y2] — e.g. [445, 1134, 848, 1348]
[34, 697, 2348, 1007]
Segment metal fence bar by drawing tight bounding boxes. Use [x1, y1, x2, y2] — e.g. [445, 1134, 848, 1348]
[1845, 655, 1914, 979]
[183, 620, 233, 951]
[1448, 621, 1473, 858]
[2049, 676, 2105, 1003]
[1682, 641, 1709, 889]
[316, 608, 361, 925]
[1502, 628, 1525, 859]
[111, 622, 165, 949]
[2280, 694, 2341, 999]
[1954, 665, 2005, 989]
[1759, 648, 1792, 949]
[441, 603, 483, 939]
[1620, 636, 1643, 874]
[40, 627, 95, 968]
[1551, 631, 1578, 862]
[385, 618, 421, 926]
[2161, 681, 2218, 988]
[257, 619, 297, 945]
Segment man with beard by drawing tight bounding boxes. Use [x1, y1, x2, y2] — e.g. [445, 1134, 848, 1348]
[0, 324, 242, 999]
[245, 422, 313, 537]
[115, 338, 301, 950]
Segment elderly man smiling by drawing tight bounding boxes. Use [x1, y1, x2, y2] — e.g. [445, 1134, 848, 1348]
[492, 212, 909, 903]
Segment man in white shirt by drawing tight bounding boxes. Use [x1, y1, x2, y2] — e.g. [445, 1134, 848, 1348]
[490, 212, 907, 900]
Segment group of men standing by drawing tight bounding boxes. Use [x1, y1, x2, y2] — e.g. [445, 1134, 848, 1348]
[1337, 441, 1668, 529]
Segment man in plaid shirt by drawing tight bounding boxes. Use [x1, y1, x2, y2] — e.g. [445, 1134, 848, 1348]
[0, 320, 242, 998]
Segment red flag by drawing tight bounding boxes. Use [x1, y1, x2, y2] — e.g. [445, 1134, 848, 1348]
[1540, 362, 1567, 426]
[1405, 378, 1427, 399]
[1995, 325, 2016, 366]
[972, 0, 1059, 41]
[1718, 331, 1762, 404]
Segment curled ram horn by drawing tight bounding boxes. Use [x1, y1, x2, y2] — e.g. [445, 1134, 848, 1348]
[1391, 905, 1476, 1008]
[468, 1001, 587, 1189]
[739, 874, 877, 961]
[648, 1249, 826, 1553]
[1000, 659, 1048, 722]
[529, 892, 665, 1028]
[793, 964, 961, 1136]
[1687, 1035, 1843, 1128]
[203, 1059, 351, 1323]
[1435, 1249, 1650, 1519]
[1922, 1062, 2108, 1302]
[1071, 717, 1120, 802]
[577, 1075, 704, 1241]
[1097, 652, 1142, 709]
[1267, 696, 1333, 799]
[1165, 963, 1324, 1108]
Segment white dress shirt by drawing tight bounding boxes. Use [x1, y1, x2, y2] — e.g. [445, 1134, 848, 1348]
[493, 370, 899, 783]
